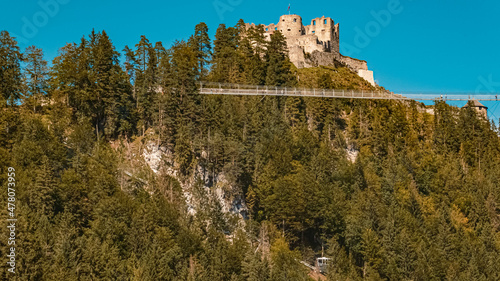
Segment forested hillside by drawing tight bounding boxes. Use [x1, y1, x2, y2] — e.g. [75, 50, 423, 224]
[1, 20, 500, 281]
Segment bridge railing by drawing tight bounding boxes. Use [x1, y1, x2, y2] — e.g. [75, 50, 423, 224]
[199, 82, 405, 99]
[198, 82, 500, 101]
[199, 81, 388, 93]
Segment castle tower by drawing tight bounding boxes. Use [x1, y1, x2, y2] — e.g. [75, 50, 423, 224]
[276, 14, 304, 37]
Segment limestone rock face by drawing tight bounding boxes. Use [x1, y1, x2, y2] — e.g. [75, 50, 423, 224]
[246, 14, 376, 86]
[142, 140, 248, 219]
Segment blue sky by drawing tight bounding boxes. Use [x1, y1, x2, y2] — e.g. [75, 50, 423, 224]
[1, 0, 500, 121]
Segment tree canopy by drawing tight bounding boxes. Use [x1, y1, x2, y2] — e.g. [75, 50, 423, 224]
[1, 20, 500, 281]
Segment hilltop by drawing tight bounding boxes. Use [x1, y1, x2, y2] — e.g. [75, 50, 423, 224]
[1, 19, 500, 281]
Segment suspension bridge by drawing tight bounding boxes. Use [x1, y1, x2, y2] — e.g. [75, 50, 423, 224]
[199, 82, 500, 102]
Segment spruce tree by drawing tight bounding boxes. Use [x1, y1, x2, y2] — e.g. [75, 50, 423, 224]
[242, 251, 271, 281]
[133, 35, 157, 134]
[190, 22, 212, 80]
[211, 24, 240, 83]
[264, 31, 296, 87]
[246, 25, 267, 85]
[0, 31, 23, 106]
[23, 46, 48, 113]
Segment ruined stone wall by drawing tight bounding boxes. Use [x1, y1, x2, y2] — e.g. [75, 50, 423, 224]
[259, 15, 339, 53]
[286, 35, 325, 54]
[245, 14, 376, 86]
[288, 46, 309, 68]
[357, 69, 375, 86]
[303, 16, 338, 52]
[332, 23, 340, 53]
[306, 51, 337, 68]
[339, 55, 368, 71]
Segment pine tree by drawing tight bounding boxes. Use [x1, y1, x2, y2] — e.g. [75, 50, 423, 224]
[270, 238, 308, 280]
[0, 31, 23, 106]
[361, 228, 384, 277]
[264, 31, 296, 87]
[51, 30, 133, 139]
[133, 35, 157, 134]
[190, 22, 212, 80]
[23, 46, 48, 113]
[32, 156, 56, 216]
[242, 250, 271, 281]
[211, 24, 241, 83]
[238, 25, 267, 85]
[246, 25, 267, 85]
[123, 45, 137, 83]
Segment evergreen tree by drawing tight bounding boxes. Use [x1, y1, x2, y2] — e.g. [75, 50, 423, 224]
[190, 22, 212, 80]
[133, 35, 157, 135]
[51, 30, 134, 139]
[270, 238, 308, 280]
[238, 25, 267, 85]
[22, 46, 48, 113]
[0, 30, 23, 106]
[247, 25, 268, 85]
[264, 31, 296, 87]
[242, 250, 271, 281]
[211, 24, 241, 83]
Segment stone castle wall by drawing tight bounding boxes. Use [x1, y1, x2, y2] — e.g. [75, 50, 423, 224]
[245, 14, 375, 86]
[339, 56, 368, 71]
[303, 16, 339, 53]
[286, 34, 325, 54]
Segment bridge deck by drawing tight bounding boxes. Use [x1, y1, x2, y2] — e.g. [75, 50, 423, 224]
[199, 83, 499, 102]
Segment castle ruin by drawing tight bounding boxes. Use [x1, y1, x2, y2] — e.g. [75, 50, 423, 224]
[246, 14, 376, 86]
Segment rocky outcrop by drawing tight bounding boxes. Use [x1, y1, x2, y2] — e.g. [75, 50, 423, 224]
[142, 141, 248, 219]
